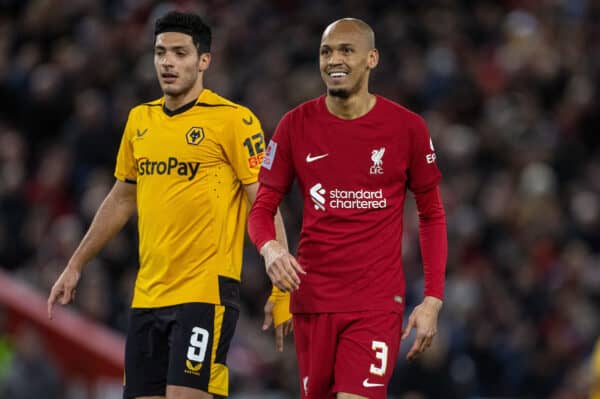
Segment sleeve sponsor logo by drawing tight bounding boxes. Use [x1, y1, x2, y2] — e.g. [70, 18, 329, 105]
[426, 138, 437, 164]
[261, 140, 277, 170]
[242, 133, 265, 168]
[248, 153, 265, 168]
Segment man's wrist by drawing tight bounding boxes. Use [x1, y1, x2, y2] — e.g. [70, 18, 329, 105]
[66, 261, 84, 274]
[423, 295, 443, 311]
[260, 240, 279, 257]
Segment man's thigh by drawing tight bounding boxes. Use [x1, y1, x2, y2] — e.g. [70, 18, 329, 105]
[333, 310, 403, 399]
[123, 303, 239, 399]
[167, 303, 239, 398]
[294, 313, 337, 398]
[294, 311, 402, 399]
[124, 307, 173, 399]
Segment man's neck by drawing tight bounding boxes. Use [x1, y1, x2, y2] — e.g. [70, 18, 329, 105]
[325, 91, 376, 120]
[164, 84, 204, 111]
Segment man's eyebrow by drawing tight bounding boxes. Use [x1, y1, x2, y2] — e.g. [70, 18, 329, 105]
[154, 45, 191, 50]
[320, 43, 354, 48]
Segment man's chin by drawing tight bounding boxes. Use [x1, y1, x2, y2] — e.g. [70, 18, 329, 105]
[162, 86, 181, 96]
[327, 88, 350, 99]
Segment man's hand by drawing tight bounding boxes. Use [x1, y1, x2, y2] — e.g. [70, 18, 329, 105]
[402, 296, 443, 361]
[260, 240, 305, 291]
[263, 298, 293, 352]
[47, 265, 81, 319]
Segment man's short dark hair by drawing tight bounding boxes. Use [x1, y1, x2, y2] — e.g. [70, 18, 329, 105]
[154, 11, 211, 53]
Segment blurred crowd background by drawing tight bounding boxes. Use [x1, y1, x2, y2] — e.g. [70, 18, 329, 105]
[1, 0, 600, 398]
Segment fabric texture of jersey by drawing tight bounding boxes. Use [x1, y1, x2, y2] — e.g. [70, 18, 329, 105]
[115, 89, 265, 308]
[258, 95, 442, 314]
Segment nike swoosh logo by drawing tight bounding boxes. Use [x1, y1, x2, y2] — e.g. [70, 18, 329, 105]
[362, 378, 384, 388]
[242, 116, 253, 125]
[136, 128, 148, 137]
[306, 153, 329, 163]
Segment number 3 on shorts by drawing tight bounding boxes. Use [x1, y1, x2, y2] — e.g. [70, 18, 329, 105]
[370, 340, 388, 376]
[187, 327, 210, 362]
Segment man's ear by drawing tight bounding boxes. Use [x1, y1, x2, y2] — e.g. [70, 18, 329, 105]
[199, 52, 212, 72]
[367, 48, 379, 70]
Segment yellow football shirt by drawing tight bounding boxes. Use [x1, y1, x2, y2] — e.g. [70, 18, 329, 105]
[592, 338, 600, 399]
[115, 89, 265, 308]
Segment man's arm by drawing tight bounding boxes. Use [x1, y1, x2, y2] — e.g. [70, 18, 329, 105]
[244, 182, 297, 351]
[402, 186, 447, 360]
[247, 183, 305, 291]
[47, 180, 137, 318]
[244, 182, 288, 250]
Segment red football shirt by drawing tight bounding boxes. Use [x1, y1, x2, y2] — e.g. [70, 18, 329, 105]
[259, 95, 442, 313]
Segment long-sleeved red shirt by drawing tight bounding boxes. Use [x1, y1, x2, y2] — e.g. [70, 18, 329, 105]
[248, 95, 447, 313]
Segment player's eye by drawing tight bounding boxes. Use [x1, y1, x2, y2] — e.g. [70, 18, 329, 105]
[320, 48, 331, 56]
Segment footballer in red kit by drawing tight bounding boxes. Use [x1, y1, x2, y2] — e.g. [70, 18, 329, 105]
[260, 95, 441, 314]
[249, 18, 447, 399]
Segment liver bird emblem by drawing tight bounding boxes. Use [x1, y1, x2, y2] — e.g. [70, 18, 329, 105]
[371, 147, 385, 167]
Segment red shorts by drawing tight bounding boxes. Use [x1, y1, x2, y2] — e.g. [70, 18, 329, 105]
[293, 310, 403, 399]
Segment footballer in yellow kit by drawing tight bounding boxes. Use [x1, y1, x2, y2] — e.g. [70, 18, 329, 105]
[115, 87, 264, 309]
[115, 88, 264, 397]
[48, 11, 292, 399]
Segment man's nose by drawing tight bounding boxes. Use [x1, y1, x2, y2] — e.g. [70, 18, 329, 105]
[328, 50, 343, 65]
[160, 52, 174, 67]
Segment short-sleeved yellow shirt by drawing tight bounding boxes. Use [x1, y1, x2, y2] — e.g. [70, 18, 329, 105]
[592, 338, 600, 399]
[115, 89, 265, 308]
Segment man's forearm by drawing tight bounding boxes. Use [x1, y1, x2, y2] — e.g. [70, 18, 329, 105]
[415, 186, 447, 299]
[273, 209, 288, 250]
[248, 184, 285, 251]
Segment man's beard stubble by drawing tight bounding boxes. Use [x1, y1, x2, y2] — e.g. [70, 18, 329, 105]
[327, 76, 364, 99]
[328, 88, 350, 98]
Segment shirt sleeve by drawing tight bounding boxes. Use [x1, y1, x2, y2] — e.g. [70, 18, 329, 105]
[258, 111, 296, 193]
[407, 115, 442, 193]
[415, 186, 447, 299]
[247, 184, 285, 251]
[114, 109, 138, 183]
[224, 107, 265, 185]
